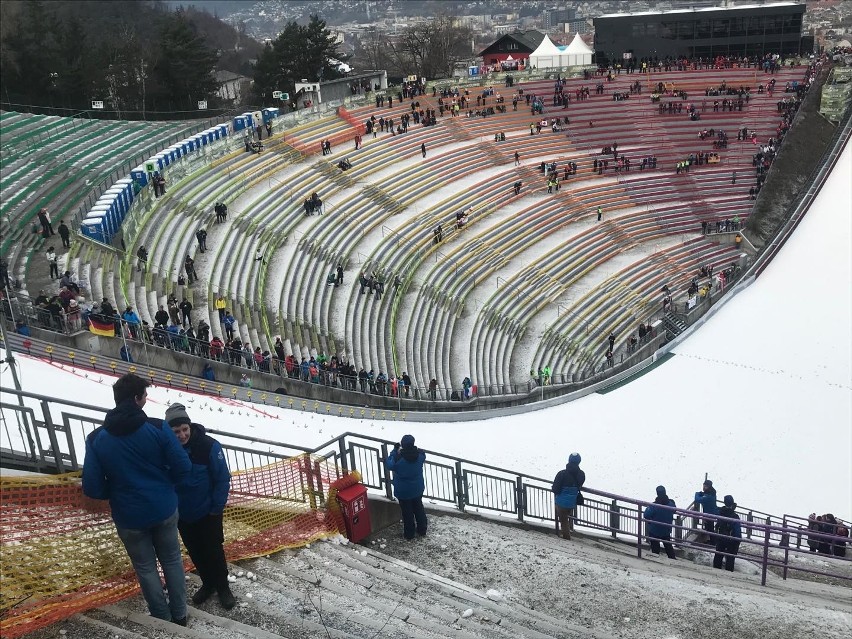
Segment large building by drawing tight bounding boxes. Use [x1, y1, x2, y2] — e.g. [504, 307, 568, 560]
[478, 30, 546, 69]
[593, 2, 809, 65]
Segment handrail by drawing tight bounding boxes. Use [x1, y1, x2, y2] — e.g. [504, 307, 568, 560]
[1, 387, 849, 587]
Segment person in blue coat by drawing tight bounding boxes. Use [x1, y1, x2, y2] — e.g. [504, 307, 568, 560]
[551, 453, 585, 540]
[644, 485, 677, 558]
[385, 434, 427, 540]
[694, 479, 719, 538]
[202, 363, 215, 381]
[164, 403, 235, 609]
[713, 495, 742, 571]
[82, 374, 191, 625]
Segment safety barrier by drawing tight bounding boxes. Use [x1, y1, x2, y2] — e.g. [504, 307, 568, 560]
[0, 393, 345, 639]
[1, 387, 848, 591]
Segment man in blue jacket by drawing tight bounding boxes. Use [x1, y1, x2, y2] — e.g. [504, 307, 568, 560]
[551, 453, 585, 540]
[82, 374, 191, 625]
[164, 403, 235, 609]
[694, 479, 719, 540]
[644, 485, 677, 558]
[385, 434, 427, 540]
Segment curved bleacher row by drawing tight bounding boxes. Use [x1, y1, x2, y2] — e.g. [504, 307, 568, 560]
[67, 62, 808, 400]
[0, 111, 219, 295]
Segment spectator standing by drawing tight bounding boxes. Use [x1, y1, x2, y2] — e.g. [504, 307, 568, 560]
[81, 374, 191, 625]
[644, 485, 677, 558]
[184, 255, 197, 284]
[38, 208, 55, 237]
[46, 246, 59, 279]
[164, 404, 235, 609]
[195, 228, 207, 253]
[179, 298, 193, 327]
[385, 434, 428, 540]
[694, 479, 719, 540]
[58, 220, 71, 248]
[137, 246, 148, 272]
[713, 495, 742, 571]
[222, 311, 236, 341]
[215, 294, 227, 323]
[551, 453, 585, 540]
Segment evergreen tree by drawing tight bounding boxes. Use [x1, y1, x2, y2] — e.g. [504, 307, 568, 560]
[151, 12, 219, 113]
[252, 15, 342, 106]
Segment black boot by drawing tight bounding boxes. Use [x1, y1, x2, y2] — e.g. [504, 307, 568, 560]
[192, 583, 215, 605]
[218, 585, 236, 610]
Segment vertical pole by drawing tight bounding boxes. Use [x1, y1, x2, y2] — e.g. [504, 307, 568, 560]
[515, 475, 524, 522]
[455, 461, 466, 512]
[637, 504, 643, 557]
[761, 522, 771, 587]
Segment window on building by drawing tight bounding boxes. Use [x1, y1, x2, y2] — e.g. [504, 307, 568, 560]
[659, 21, 675, 39]
[696, 19, 711, 39]
[786, 13, 802, 34]
[712, 19, 729, 39]
[729, 17, 747, 38]
[765, 16, 782, 36]
[747, 16, 764, 36]
[632, 23, 645, 38]
[677, 20, 695, 40]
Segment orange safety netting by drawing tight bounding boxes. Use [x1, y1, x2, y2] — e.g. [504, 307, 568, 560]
[0, 454, 349, 638]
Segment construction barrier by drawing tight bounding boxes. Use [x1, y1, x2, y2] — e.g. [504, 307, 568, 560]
[0, 454, 347, 638]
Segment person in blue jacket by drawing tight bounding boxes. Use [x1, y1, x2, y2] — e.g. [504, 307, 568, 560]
[385, 434, 427, 540]
[551, 453, 585, 540]
[202, 363, 215, 381]
[644, 485, 677, 558]
[82, 374, 191, 625]
[713, 495, 742, 571]
[694, 479, 719, 539]
[164, 403, 235, 609]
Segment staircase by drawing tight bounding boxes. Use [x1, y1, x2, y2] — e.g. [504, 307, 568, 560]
[41, 535, 586, 639]
[662, 310, 688, 336]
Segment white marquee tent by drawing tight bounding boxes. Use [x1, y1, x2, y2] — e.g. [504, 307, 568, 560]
[529, 33, 594, 69]
[563, 33, 594, 67]
[528, 35, 564, 69]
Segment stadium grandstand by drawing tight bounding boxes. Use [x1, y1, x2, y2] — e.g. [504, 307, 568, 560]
[0, 55, 831, 410]
[1, 48, 850, 639]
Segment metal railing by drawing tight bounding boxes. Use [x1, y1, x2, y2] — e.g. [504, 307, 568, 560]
[1, 386, 848, 587]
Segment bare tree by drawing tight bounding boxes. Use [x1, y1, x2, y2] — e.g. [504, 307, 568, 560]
[388, 16, 472, 79]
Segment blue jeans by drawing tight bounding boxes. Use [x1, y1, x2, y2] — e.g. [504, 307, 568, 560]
[398, 496, 427, 540]
[116, 510, 186, 621]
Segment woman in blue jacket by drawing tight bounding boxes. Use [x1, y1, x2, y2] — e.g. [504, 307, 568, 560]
[551, 453, 585, 540]
[385, 434, 427, 540]
[165, 403, 235, 609]
[644, 485, 677, 558]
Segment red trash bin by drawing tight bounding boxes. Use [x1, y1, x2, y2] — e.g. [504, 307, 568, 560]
[336, 483, 372, 543]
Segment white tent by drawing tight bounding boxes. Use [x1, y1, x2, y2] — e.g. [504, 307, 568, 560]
[528, 34, 563, 69]
[563, 33, 594, 67]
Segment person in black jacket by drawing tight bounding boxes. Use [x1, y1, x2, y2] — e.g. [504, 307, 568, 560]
[165, 403, 235, 609]
[551, 453, 585, 540]
[713, 495, 742, 572]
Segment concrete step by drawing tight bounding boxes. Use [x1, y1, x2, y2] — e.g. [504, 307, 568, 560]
[240, 550, 455, 639]
[311, 540, 582, 639]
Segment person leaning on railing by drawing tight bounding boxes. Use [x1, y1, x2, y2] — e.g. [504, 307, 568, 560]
[552, 453, 585, 541]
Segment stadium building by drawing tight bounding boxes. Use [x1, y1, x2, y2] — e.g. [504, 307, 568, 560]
[593, 2, 809, 65]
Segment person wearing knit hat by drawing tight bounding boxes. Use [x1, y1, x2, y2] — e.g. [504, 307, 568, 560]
[164, 403, 235, 609]
[385, 434, 427, 540]
[713, 494, 742, 572]
[644, 486, 677, 559]
[551, 453, 586, 540]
